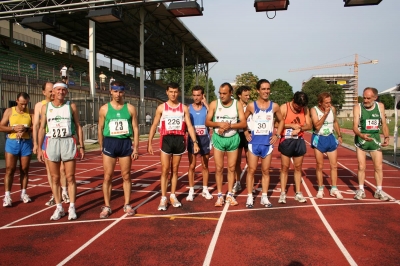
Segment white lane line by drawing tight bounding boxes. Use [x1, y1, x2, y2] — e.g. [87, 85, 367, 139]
[57, 192, 160, 266]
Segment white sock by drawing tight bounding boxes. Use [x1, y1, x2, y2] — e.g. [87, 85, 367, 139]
[5, 191, 10, 197]
[377, 186, 382, 191]
[247, 193, 252, 197]
[62, 187, 67, 193]
[161, 196, 167, 200]
[69, 203, 75, 208]
[170, 193, 176, 198]
[21, 189, 26, 196]
[262, 193, 267, 196]
[203, 186, 208, 191]
[359, 185, 364, 190]
[57, 203, 63, 210]
[189, 187, 194, 193]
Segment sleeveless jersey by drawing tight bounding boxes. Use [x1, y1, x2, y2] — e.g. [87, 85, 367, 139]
[103, 103, 133, 138]
[8, 107, 31, 139]
[159, 103, 186, 136]
[46, 101, 76, 138]
[358, 102, 382, 134]
[189, 104, 209, 137]
[281, 102, 306, 139]
[313, 107, 334, 136]
[213, 99, 238, 137]
[250, 101, 274, 145]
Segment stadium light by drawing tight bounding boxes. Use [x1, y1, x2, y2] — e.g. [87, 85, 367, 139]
[254, 0, 290, 12]
[86, 7, 122, 23]
[344, 0, 382, 7]
[20, 15, 56, 30]
[167, 1, 203, 17]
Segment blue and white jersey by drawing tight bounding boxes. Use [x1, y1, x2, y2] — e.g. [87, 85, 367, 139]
[249, 101, 274, 145]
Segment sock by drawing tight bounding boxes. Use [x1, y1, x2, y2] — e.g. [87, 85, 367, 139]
[281, 192, 286, 195]
[5, 191, 10, 197]
[57, 203, 63, 210]
[218, 192, 223, 198]
[161, 196, 167, 200]
[228, 192, 234, 197]
[21, 189, 26, 196]
[377, 186, 382, 191]
[331, 186, 337, 190]
[170, 193, 176, 198]
[189, 187, 194, 193]
[203, 186, 208, 191]
[69, 203, 75, 208]
[262, 193, 267, 196]
[248, 193, 252, 197]
[359, 185, 364, 190]
[318, 186, 324, 191]
[236, 181, 240, 185]
[62, 187, 67, 193]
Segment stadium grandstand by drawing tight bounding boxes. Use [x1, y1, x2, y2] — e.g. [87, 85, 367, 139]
[0, 1, 217, 153]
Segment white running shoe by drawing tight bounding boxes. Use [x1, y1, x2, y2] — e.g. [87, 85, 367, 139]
[260, 195, 272, 208]
[316, 190, 324, 199]
[158, 197, 168, 211]
[68, 206, 77, 220]
[246, 195, 254, 208]
[50, 208, 65, 221]
[170, 196, 182, 208]
[3, 196, 12, 207]
[330, 189, 343, 199]
[45, 195, 56, 206]
[294, 192, 307, 203]
[201, 190, 213, 200]
[62, 192, 70, 203]
[20, 194, 31, 203]
[186, 192, 194, 202]
[278, 193, 286, 204]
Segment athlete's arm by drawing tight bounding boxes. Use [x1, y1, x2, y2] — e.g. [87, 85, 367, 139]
[71, 102, 85, 159]
[230, 101, 246, 130]
[32, 102, 42, 154]
[0, 108, 12, 132]
[205, 100, 219, 128]
[331, 106, 342, 144]
[147, 104, 163, 155]
[379, 102, 390, 147]
[311, 107, 328, 131]
[97, 104, 107, 153]
[243, 102, 254, 141]
[352, 104, 371, 141]
[272, 103, 285, 144]
[129, 104, 139, 159]
[183, 105, 199, 153]
[37, 104, 47, 163]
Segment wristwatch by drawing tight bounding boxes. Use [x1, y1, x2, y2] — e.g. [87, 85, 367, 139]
[275, 134, 281, 139]
[193, 140, 199, 144]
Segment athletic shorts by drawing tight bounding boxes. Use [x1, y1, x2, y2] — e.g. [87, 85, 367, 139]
[102, 137, 132, 158]
[5, 138, 32, 157]
[311, 134, 338, 153]
[278, 138, 307, 157]
[212, 133, 240, 152]
[354, 132, 381, 151]
[43, 137, 78, 162]
[248, 144, 273, 159]
[161, 135, 186, 155]
[238, 131, 250, 150]
[188, 135, 211, 155]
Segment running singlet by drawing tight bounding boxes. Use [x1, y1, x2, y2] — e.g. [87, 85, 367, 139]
[159, 103, 186, 136]
[281, 102, 306, 140]
[103, 103, 132, 138]
[189, 104, 208, 137]
[313, 107, 334, 136]
[213, 99, 238, 137]
[250, 101, 274, 144]
[46, 101, 76, 138]
[8, 107, 31, 139]
[358, 102, 381, 134]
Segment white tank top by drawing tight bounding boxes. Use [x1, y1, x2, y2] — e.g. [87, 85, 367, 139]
[46, 101, 74, 138]
[313, 106, 334, 136]
[213, 99, 238, 137]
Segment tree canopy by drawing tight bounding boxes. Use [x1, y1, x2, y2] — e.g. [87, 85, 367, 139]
[301, 78, 345, 110]
[270, 79, 294, 106]
[234, 72, 258, 100]
[160, 65, 195, 95]
[189, 73, 217, 102]
[378, 94, 395, 110]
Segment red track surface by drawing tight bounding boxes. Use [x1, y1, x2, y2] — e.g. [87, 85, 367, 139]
[1, 133, 399, 265]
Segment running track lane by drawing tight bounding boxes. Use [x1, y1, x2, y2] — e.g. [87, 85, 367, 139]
[0, 135, 399, 265]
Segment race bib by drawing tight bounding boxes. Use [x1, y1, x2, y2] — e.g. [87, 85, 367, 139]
[109, 119, 129, 136]
[195, 125, 207, 136]
[51, 121, 70, 138]
[365, 119, 379, 130]
[284, 128, 298, 139]
[165, 116, 183, 131]
[254, 119, 270, 135]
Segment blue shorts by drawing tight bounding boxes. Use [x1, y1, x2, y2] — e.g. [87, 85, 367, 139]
[188, 135, 210, 155]
[5, 138, 33, 157]
[103, 137, 132, 158]
[248, 144, 273, 159]
[311, 134, 338, 153]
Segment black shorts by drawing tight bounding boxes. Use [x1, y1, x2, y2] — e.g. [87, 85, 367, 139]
[188, 135, 211, 155]
[102, 137, 132, 158]
[238, 131, 250, 150]
[278, 138, 307, 157]
[161, 135, 186, 155]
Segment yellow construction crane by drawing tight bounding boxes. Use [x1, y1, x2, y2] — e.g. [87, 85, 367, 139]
[289, 54, 378, 105]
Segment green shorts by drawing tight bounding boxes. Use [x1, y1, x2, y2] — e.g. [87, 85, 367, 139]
[354, 132, 381, 151]
[212, 133, 239, 152]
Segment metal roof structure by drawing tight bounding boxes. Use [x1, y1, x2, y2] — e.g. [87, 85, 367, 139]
[0, 1, 217, 70]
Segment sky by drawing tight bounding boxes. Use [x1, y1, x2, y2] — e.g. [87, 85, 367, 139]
[175, 0, 399, 95]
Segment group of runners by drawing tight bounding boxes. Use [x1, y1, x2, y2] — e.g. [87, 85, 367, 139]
[0, 79, 391, 220]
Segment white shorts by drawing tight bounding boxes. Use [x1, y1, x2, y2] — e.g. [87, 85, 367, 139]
[43, 137, 78, 162]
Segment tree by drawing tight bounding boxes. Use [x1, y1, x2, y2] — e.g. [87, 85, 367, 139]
[160, 65, 195, 95]
[270, 79, 294, 106]
[301, 78, 345, 110]
[189, 73, 217, 102]
[234, 72, 258, 100]
[378, 94, 394, 110]
[358, 96, 363, 103]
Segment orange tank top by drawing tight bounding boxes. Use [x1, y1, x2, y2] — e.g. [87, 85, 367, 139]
[281, 102, 305, 139]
